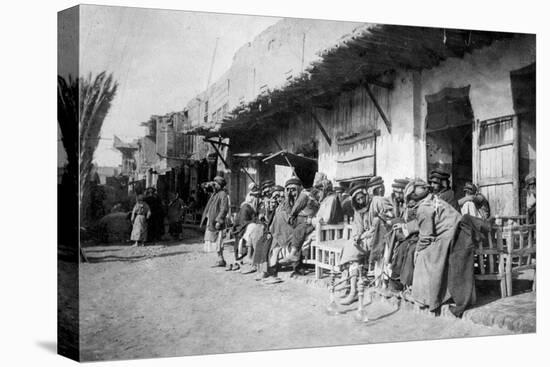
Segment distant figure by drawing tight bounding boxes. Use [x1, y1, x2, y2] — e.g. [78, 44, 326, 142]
[144, 187, 164, 242]
[167, 192, 185, 239]
[525, 172, 536, 224]
[130, 194, 151, 247]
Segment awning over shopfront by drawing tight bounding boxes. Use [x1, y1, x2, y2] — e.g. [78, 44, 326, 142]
[262, 150, 317, 170]
[184, 25, 513, 138]
[263, 150, 318, 187]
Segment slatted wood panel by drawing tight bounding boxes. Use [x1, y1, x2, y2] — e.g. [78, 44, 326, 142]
[500, 224, 536, 296]
[312, 223, 353, 279]
[474, 226, 507, 297]
[335, 133, 376, 181]
[474, 115, 519, 216]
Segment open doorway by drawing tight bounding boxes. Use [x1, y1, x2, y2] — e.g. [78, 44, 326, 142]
[425, 86, 475, 194]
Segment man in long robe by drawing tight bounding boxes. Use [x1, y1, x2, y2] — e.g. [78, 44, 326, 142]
[203, 176, 230, 267]
[227, 185, 260, 271]
[429, 169, 459, 211]
[411, 179, 462, 312]
[278, 176, 320, 272]
[338, 180, 371, 305]
[253, 186, 284, 280]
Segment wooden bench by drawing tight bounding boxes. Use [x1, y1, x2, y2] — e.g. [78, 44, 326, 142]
[310, 223, 353, 279]
[502, 223, 536, 296]
[474, 224, 508, 298]
[474, 220, 536, 298]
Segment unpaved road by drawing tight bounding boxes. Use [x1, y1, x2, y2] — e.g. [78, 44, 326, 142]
[79, 235, 512, 361]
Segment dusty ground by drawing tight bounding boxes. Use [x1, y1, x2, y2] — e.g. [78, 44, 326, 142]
[79, 234, 513, 362]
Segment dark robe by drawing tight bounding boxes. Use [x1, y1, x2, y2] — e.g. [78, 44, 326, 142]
[437, 188, 459, 211]
[412, 194, 462, 311]
[341, 196, 354, 220]
[144, 193, 164, 241]
[448, 214, 490, 317]
[202, 190, 229, 242]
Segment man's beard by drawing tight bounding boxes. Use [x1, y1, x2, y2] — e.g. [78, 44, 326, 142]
[288, 194, 296, 207]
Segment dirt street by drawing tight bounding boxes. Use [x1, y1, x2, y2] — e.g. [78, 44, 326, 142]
[79, 235, 512, 361]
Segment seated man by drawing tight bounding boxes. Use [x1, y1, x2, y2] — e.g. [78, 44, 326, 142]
[268, 179, 297, 273]
[278, 176, 320, 273]
[458, 182, 490, 220]
[338, 180, 371, 305]
[253, 186, 284, 279]
[298, 177, 345, 260]
[228, 185, 260, 271]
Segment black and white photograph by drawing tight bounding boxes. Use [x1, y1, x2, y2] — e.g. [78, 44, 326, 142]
[54, 2, 539, 363]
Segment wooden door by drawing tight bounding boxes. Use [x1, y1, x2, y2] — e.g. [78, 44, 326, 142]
[473, 115, 519, 216]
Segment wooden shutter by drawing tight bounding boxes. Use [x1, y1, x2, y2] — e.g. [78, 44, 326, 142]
[473, 115, 519, 216]
[335, 131, 377, 181]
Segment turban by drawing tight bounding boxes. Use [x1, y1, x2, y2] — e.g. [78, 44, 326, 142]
[463, 182, 478, 193]
[349, 181, 367, 199]
[392, 178, 409, 192]
[285, 176, 302, 187]
[213, 175, 226, 187]
[367, 175, 384, 190]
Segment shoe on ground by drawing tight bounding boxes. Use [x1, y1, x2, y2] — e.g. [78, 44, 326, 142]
[340, 294, 359, 305]
[231, 263, 241, 271]
[255, 272, 269, 281]
[240, 265, 257, 274]
[212, 259, 226, 268]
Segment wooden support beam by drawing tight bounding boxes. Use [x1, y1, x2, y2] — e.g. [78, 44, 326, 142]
[311, 110, 332, 146]
[365, 83, 392, 134]
[208, 141, 229, 169]
[204, 137, 230, 147]
[207, 139, 258, 184]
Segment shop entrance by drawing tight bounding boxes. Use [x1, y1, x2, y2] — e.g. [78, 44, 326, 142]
[425, 86, 474, 194]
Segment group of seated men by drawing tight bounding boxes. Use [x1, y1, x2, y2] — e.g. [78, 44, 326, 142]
[202, 169, 534, 316]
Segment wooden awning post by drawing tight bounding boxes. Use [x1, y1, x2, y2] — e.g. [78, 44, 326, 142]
[207, 138, 257, 185]
[365, 83, 392, 134]
[311, 110, 332, 146]
[208, 141, 229, 169]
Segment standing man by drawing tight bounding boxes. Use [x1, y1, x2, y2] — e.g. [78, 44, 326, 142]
[365, 176, 394, 288]
[167, 192, 185, 240]
[391, 178, 410, 219]
[144, 187, 164, 243]
[411, 179, 462, 312]
[203, 176, 230, 267]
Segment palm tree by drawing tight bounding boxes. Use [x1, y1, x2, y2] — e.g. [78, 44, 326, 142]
[58, 72, 118, 245]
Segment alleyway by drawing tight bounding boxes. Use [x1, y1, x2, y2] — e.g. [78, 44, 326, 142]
[79, 235, 513, 362]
